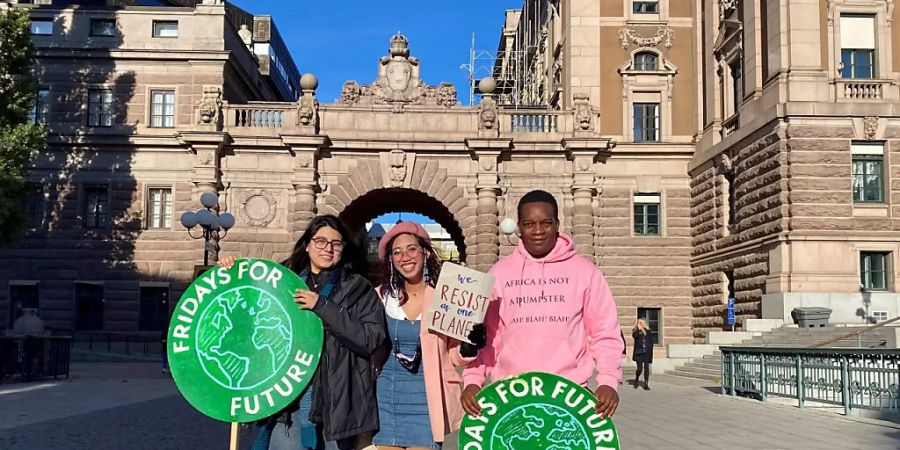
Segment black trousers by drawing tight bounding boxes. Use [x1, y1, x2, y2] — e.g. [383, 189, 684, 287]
[634, 360, 651, 383]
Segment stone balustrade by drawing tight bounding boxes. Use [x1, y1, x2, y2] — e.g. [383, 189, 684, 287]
[221, 102, 580, 139]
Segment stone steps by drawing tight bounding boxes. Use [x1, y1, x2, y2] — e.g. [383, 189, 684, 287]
[663, 326, 886, 383]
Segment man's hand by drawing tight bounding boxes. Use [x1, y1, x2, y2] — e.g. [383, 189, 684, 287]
[294, 289, 320, 310]
[461, 384, 483, 416]
[593, 385, 619, 418]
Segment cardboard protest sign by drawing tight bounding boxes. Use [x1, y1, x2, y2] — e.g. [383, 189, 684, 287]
[459, 372, 620, 450]
[167, 258, 323, 423]
[427, 262, 493, 343]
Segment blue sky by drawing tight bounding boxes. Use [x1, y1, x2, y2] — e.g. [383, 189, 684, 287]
[232, 0, 523, 105]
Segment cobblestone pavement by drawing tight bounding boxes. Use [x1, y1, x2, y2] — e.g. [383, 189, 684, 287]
[1, 364, 898, 449]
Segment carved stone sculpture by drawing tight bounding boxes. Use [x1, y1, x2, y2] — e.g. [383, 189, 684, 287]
[197, 86, 222, 125]
[864, 116, 879, 140]
[479, 97, 498, 130]
[388, 149, 407, 187]
[573, 92, 594, 131]
[335, 33, 458, 110]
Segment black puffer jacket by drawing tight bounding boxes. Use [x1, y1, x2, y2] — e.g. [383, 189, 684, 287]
[307, 270, 387, 441]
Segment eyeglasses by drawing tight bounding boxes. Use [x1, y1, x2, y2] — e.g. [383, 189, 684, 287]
[390, 245, 422, 260]
[311, 237, 345, 252]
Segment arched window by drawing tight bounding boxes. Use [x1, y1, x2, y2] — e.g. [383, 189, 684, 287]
[634, 51, 659, 71]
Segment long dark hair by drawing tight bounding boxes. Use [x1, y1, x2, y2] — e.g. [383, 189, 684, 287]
[285, 215, 366, 275]
[377, 233, 441, 305]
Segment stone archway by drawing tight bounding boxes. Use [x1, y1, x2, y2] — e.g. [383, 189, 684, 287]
[316, 156, 476, 265]
[340, 188, 467, 262]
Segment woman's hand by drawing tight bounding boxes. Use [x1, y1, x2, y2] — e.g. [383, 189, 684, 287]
[461, 384, 483, 416]
[294, 289, 320, 310]
[217, 255, 239, 269]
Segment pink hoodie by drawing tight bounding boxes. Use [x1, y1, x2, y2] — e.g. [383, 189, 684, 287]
[462, 233, 623, 390]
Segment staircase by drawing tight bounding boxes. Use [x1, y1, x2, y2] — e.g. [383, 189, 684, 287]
[664, 326, 890, 383]
[668, 350, 723, 382]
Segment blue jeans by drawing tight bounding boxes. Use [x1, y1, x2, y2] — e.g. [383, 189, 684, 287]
[251, 392, 358, 450]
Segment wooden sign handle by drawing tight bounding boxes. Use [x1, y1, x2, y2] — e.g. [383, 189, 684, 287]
[229, 422, 239, 450]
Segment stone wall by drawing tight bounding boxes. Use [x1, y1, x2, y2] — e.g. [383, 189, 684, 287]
[689, 123, 786, 341]
[597, 186, 693, 345]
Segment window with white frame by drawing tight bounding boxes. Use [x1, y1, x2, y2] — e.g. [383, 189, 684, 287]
[840, 15, 876, 79]
[633, 193, 661, 236]
[30, 19, 52, 35]
[148, 188, 172, 229]
[851, 142, 884, 203]
[88, 89, 114, 127]
[150, 90, 175, 128]
[83, 184, 109, 229]
[24, 183, 45, 230]
[634, 51, 659, 71]
[30, 89, 50, 124]
[860, 251, 890, 291]
[728, 59, 743, 117]
[152, 21, 179, 38]
[90, 19, 116, 37]
[633, 102, 660, 142]
[633, 0, 659, 14]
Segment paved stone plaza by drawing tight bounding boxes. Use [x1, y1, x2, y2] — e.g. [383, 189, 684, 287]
[1, 363, 897, 449]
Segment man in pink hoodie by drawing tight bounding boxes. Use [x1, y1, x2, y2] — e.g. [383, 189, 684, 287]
[460, 190, 623, 418]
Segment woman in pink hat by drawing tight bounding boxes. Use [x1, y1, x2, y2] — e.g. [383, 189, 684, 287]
[372, 221, 477, 450]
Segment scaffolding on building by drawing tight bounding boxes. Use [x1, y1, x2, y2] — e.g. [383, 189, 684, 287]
[462, 0, 563, 109]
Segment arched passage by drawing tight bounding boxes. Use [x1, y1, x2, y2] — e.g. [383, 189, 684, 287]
[340, 187, 467, 262]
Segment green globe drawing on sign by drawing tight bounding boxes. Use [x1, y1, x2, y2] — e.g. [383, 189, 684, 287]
[459, 372, 620, 450]
[492, 404, 590, 450]
[196, 286, 293, 390]
[168, 259, 323, 423]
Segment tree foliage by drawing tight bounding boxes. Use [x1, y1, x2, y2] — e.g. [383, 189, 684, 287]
[0, 7, 46, 245]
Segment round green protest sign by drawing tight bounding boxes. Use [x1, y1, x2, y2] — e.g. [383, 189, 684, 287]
[167, 258, 323, 423]
[459, 372, 620, 450]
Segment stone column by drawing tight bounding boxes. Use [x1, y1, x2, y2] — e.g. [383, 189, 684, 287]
[282, 135, 329, 238]
[466, 138, 510, 272]
[179, 131, 228, 264]
[564, 138, 613, 262]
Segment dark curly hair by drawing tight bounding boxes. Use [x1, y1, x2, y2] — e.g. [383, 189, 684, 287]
[284, 215, 367, 275]
[377, 232, 441, 305]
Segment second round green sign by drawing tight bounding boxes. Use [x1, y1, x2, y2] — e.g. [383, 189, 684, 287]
[167, 258, 323, 423]
[459, 372, 620, 450]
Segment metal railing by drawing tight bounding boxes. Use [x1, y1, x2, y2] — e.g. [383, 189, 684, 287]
[0, 336, 72, 384]
[76, 331, 163, 357]
[721, 347, 900, 416]
[809, 316, 900, 349]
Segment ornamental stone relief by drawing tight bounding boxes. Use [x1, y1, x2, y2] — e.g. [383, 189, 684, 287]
[338, 33, 458, 110]
[237, 189, 279, 227]
[618, 26, 675, 50]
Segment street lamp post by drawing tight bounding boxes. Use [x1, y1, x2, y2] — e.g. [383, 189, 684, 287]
[179, 191, 235, 267]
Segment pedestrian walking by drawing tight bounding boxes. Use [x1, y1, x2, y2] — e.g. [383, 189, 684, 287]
[460, 190, 623, 418]
[222, 214, 387, 450]
[632, 318, 653, 390]
[372, 221, 476, 450]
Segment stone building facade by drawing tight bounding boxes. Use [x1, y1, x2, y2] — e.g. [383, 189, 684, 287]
[692, 0, 900, 341]
[4, 0, 899, 349]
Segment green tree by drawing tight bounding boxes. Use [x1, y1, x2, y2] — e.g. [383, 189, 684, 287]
[0, 7, 45, 245]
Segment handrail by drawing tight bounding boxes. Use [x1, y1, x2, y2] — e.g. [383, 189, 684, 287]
[720, 346, 900, 416]
[808, 315, 900, 349]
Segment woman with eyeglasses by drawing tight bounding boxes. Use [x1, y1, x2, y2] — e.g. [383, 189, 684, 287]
[371, 221, 477, 450]
[222, 214, 386, 450]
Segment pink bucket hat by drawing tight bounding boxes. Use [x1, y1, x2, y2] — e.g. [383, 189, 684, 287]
[378, 221, 432, 260]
